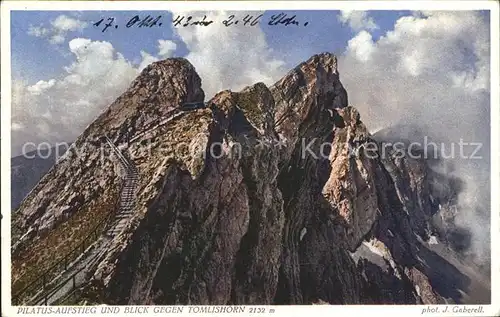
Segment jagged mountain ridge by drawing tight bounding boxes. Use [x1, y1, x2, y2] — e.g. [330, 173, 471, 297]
[11, 53, 489, 305]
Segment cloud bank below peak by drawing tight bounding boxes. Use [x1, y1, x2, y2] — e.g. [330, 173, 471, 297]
[338, 10, 490, 265]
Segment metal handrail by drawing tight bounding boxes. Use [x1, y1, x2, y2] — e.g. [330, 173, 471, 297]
[12, 102, 205, 305]
[105, 136, 132, 169]
[34, 256, 94, 306]
[128, 111, 186, 144]
[39, 227, 116, 306]
[13, 136, 134, 305]
[12, 189, 121, 305]
[49, 279, 88, 306]
[127, 101, 208, 144]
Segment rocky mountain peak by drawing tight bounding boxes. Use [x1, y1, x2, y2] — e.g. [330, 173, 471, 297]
[86, 58, 205, 143]
[271, 53, 347, 143]
[11, 53, 489, 306]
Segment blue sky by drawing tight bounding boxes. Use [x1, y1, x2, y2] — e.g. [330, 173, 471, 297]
[11, 10, 411, 84]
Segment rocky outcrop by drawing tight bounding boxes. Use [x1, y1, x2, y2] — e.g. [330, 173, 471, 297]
[11, 53, 489, 305]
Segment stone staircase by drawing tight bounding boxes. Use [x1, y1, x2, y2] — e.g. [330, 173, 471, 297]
[104, 136, 139, 237]
[128, 109, 186, 143]
[13, 137, 139, 306]
[13, 102, 207, 306]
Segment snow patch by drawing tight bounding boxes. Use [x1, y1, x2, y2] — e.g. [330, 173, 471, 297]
[300, 227, 307, 241]
[428, 235, 439, 245]
[362, 241, 385, 257]
[415, 234, 425, 244]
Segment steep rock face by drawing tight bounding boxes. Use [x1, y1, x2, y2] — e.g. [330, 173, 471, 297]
[267, 56, 366, 304]
[98, 84, 285, 305]
[322, 107, 379, 250]
[11, 53, 488, 306]
[92, 53, 362, 305]
[11, 59, 205, 295]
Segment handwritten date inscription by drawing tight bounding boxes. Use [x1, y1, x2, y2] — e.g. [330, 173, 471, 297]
[93, 15, 163, 32]
[93, 13, 309, 32]
[223, 13, 309, 27]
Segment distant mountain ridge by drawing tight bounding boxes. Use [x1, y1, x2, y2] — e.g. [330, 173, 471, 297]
[11, 145, 70, 210]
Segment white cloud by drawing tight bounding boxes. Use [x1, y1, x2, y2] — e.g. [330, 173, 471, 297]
[11, 122, 24, 131]
[49, 34, 66, 44]
[346, 30, 375, 62]
[12, 39, 141, 154]
[158, 40, 177, 58]
[51, 15, 87, 32]
[340, 11, 489, 136]
[338, 11, 490, 263]
[27, 79, 56, 95]
[12, 37, 182, 156]
[172, 10, 286, 99]
[135, 40, 177, 71]
[27, 26, 49, 37]
[339, 10, 378, 31]
[138, 50, 159, 71]
[27, 14, 88, 45]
